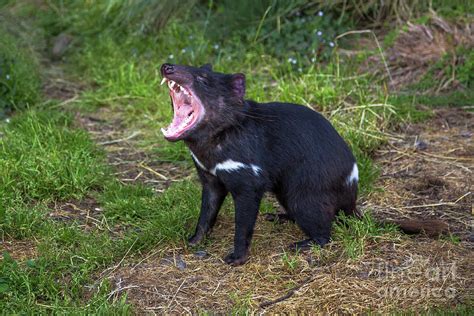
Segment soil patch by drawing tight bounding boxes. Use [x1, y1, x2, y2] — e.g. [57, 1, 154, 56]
[367, 108, 473, 240]
[77, 110, 192, 194]
[0, 240, 37, 261]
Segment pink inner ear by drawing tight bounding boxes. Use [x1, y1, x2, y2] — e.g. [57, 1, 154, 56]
[232, 74, 245, 98]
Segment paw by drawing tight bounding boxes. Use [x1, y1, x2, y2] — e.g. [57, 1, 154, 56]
[224, 252, 248, 266]
[288, 239, 313, 251]
[289, 237, 329, 251]
[187, 233, 204, 246]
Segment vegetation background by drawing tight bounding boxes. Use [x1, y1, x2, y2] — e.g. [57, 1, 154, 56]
[0, 0, 472, 313]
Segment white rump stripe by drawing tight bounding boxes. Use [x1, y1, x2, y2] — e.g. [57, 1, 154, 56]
[347, 163, 359, 185]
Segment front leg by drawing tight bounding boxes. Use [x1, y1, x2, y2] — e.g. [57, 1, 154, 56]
[224, 189, 264, 266]
[188, 177, 228, 245]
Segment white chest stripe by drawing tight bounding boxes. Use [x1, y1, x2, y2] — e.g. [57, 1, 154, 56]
[250, 164, 262, 175]
[346, 163, 359, 185]
[190, 151, 207, 171]
[211, 159, 246, 176]
[190, 152, 261, 177]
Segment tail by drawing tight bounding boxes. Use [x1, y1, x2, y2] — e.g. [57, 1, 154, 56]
[382, 219, 449, 237]
[343, 207, 449, 238]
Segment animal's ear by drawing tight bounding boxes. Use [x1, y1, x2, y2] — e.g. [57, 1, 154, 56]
[231, 73, 246, 99]
[201, 63, 213, 71]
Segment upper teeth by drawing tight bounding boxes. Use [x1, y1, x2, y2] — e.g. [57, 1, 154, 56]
[162, 78, 191, 96]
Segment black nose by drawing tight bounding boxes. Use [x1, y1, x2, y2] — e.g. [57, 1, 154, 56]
[161, 63, 174, 76]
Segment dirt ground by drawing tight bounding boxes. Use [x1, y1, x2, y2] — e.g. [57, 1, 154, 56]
[88, 107, 473, 314]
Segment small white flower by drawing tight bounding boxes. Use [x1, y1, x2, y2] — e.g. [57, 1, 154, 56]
[5, 118, 10, 123]
[169, 54, 174, 59]
[287, 57, 293, 63]
[317, 31, 322, 36]
[318, 11, 324, 17]
[213, 44, 219, 50]
[6, 74, 10, 80]
[181, 48, 187, 53]
[298, 68, 302, 72]
[329, 41, 335, 47]
[311, 57, 316, 62]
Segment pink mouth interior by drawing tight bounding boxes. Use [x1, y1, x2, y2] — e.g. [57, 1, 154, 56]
[161, 79, 202, 139]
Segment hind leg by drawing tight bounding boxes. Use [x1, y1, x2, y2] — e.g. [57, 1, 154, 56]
[337, 183, 360, 218]
[289, 197, 335, 250]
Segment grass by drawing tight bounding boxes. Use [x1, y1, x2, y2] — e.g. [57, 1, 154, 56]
[0, 109, 107, 209]
[0, 107, 200, 312]
[1, 0, 471, 313]
[332, 213, 400, 259]
[0, 23, 41, 115]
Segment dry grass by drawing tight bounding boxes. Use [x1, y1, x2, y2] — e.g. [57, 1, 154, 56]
[360, 14, 474, 91]
[366, 108, 473, 239]
[102, 218, 472, 313]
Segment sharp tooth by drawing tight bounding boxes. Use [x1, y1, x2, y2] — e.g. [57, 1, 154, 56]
[160, 78, 167, 85]
[170, 81, 176, 88]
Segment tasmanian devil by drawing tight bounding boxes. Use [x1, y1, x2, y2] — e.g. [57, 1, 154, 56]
[159, 63, 358, 265]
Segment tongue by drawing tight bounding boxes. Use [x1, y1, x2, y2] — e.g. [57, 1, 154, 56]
[163, 102, 194, 138]
[166, 114, 186, 134]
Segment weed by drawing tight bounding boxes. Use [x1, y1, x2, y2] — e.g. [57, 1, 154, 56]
[281, 250, 300, 271]
[229, 291, 253, 315]
[441, 233, 462, 245]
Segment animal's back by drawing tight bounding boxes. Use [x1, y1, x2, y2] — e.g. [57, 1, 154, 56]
[249, 101, 356, 187]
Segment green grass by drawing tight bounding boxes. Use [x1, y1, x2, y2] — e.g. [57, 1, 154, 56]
[98, 180, 201, 244]
[0, 23, 41, 115]
[1, 180, 202, 313]
[0, 110, 107, 209]
[0, 107, 202, 312]
[332, 213, 400, 259]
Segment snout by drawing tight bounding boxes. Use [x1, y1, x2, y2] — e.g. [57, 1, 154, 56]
[161, 63, 175, 76]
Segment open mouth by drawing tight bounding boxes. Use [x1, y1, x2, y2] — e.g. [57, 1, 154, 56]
[160, 77, 203, 140]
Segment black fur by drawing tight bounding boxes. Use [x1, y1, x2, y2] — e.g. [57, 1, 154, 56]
[160, 64, 358, 266]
